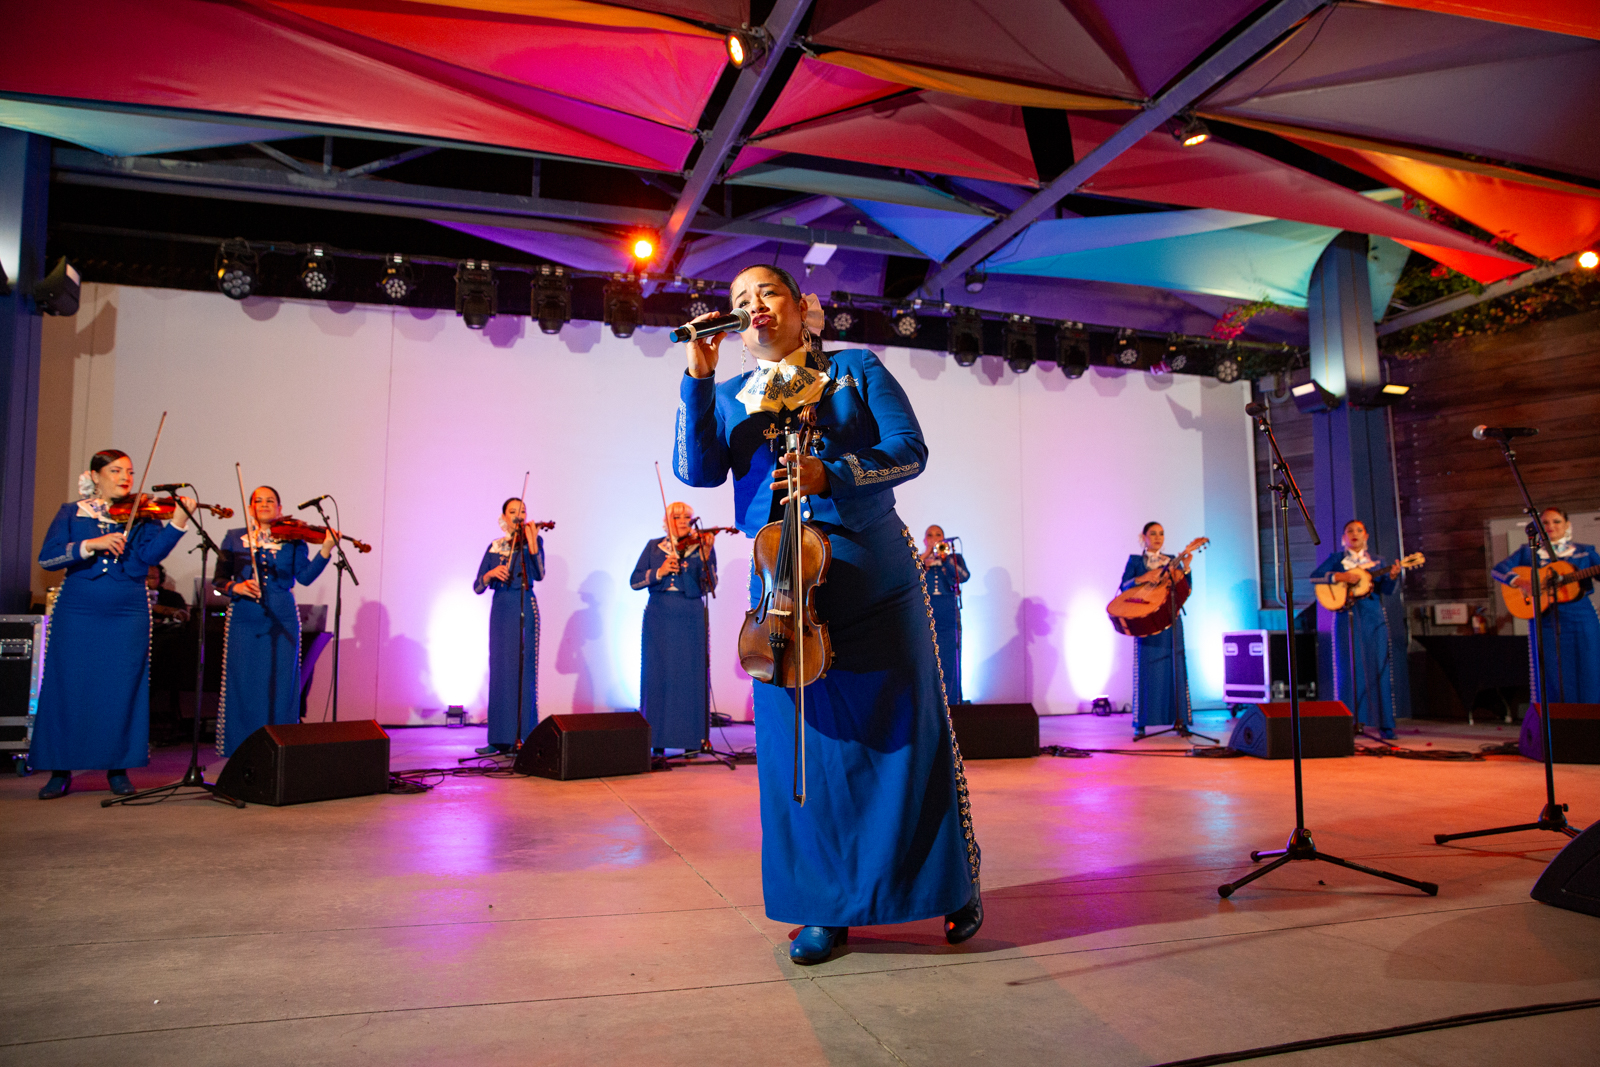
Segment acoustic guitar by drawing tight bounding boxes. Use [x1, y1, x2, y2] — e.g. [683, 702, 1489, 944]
[1314, 553, 1424, 611]
[1107, 537, 1208, 638]
[1498, 559, 1600, 619]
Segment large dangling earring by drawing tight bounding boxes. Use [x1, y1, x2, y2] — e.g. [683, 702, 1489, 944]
[741, 344, 749, 373]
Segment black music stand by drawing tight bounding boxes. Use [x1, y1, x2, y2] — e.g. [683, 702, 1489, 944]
[104, 490, 243, 808]
[1218, 405, 1436, 898]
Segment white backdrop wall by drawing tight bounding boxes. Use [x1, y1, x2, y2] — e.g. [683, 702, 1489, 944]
[35, 283, 1258, 724]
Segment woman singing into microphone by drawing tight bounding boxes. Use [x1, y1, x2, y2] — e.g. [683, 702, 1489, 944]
[33, 450, 193, 799]
[214, 486, 336, 756]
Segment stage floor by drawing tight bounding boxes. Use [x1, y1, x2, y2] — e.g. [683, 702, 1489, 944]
[4, 711, 1599, 1066]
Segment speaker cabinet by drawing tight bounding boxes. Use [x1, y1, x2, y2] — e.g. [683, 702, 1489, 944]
[949, 703, 1039, 759]
[0, 615, 44, 755]
[514, 712, 652, 780]
[1532, 819, 1600, 918]
[1228, 701, 1354, 759]
[216, 720, 390, 805]
[1519, 705, 1600, 764]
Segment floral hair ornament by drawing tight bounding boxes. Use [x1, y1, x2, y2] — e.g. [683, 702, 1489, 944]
[77, 471, 95, 499]
[802, 292, 825, 335]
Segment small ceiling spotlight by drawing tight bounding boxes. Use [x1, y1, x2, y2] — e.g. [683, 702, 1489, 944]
[1004, 316, 1036, 374]
[1579, 250, 1598, 269]
[1214, 354, 1242, 383]
[1057, 328, 1089, 379]
[685, 289, 715, 322]
[1352, 381, 1412, 409]
[215, 240, 258, 301]
[949, 307, 983, 366]
[604, 274, 644, 338]
[829, 307, 856, 335]
[532, 264, 571, 335]
[726, 26, 769, 69]
[299, 246, 335, 295]
[630, 235, 656, 265]
[377, 255, 414, 303]
[1172, 112, 1211, 148]
[1291, 379, 1339, 413]
[1115, 329, 1140, 366]
[964, 269, 986, 294]
[891, 307, 919, 339]
[455, 260, 497, 329]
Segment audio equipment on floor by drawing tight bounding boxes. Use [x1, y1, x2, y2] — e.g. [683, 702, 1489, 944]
[0, 616, 44, 768]
[215, 720, 390, 805]
[1519, 704, 1600, 764]
[1531, 818, 1600, 918]
[1222, 629, 1318, 704]
[1227, 702, 1354, 759]
[949, 703, 1039, 759]
[514, 711, 652, 780]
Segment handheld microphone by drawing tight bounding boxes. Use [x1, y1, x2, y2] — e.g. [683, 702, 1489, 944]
[150, 483, 187, 493]
[668, 308, 751, 344]
[1472, 425, 1538, 441]
[1245, 401, 1268, 417]
[298, 494, 330, 510]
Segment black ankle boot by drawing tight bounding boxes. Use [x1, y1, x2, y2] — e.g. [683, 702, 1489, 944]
[945, 880, 983, 944]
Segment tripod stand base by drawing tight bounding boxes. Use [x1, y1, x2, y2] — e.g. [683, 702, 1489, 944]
[1133, 723, 1218, 744]
[652, 739, 741, 771]
[1218, 828, 1439, 898]
[101, 764, 245, 809]
[1434, 802, 1579, 844]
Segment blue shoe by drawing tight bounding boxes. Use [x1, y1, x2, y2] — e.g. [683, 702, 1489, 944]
[107, 772, 135, 796]
[38, 774, 71, 800]
[474, 744, 507, 756]
[945, 882, 984, 945]
[789, 925, 848, 965]
[1132, 728, 1145, 740]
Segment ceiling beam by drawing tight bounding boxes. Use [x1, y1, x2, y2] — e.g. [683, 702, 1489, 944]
[655, 0, 814, 269]
[919, 0, 1327, 297]
[1375, 255, 1580, 336]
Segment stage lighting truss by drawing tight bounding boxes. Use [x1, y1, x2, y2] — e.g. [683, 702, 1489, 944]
[891, 306, 919, 340]
[455, 260, 497, 329]
[948, 307, 983, 366]
[726, 25, 769, 69]
[1004, 316, 1036, 374]
[299, 246, 336, 296]
[215, 240, 259, 301]
[532, 264, 571, 335]
[1172, 111, 1211, 148]
[377, 255, 415, 303]
[604, 275, 644, 339]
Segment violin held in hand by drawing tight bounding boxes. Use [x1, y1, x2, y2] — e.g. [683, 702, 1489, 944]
[270, 516, 373, 553]
[108, 494, 233, 522]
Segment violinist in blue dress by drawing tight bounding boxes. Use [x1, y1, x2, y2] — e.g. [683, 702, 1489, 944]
[919, 525, 969, 704]
[33, 449, 193, 799]
[631, 501, 718, 752]
[1492, 507, 1600, 704]
[1120, 522, 1195, 739]
[214, 486, 336, 757]
[677, 264, 980, 965]
[473, 498, 546, 755]
[1309, 520, 1408, 740]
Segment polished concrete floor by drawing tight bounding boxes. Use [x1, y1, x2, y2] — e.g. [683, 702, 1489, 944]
[4, 711, 1599, 1066]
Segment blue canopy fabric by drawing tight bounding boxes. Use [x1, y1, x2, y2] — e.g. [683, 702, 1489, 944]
[0, 98, 298, 156]
[845, 199, 992, 261]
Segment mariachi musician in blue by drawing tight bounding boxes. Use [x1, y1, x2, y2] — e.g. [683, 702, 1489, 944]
[1309, 519, 1404, 739]
[1119, 522, 1194, 738]
[1492, 506, 1600, 703]
[919, 524, 970, 703]
[631, 501, 718, 752]
[473, 498, 546, 755]
[676, 264, 980, 965]
[214, 486, 335, 756]
[33, 449, 192, 799]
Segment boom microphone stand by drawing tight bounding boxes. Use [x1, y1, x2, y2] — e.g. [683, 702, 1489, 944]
[308, 498, 355, 722]
[1218, 403, 1437, 898]
[104, 488, 243, 808]
[1435, 431, 1580, 844]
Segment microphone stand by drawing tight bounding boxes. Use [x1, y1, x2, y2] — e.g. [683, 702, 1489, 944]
[1134, 559, 1215, 744]
[309, 499, 357, 722]
[104, 489, 244, 808]
[1218, 406, 1436, 898]
[1434, 434, 1581, 844]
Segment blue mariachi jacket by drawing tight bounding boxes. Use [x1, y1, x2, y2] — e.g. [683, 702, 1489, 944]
[38, 501, 186, 580]
[925, 554, 969, 599]
[1493, 542, 1600, 599]
[215, 529, 331, 594]
[631, 538, 718, 599]
[474, 535, 546, 594]
[675, 348, 927, 536]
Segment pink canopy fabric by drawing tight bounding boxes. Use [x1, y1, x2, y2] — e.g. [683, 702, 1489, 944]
[753, 56, 911, 137]
[1365, 0, 1600, 39]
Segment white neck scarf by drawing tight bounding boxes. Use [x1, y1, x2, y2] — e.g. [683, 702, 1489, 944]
[1342, 548, 1374, 569]
[1538, 534, 1575, 561]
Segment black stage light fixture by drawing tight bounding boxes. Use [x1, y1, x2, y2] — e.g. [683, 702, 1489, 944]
[948, 307, 983, 366]
[964, 269, 986, 294]
[1004, 316, 1036, 374]
[829, 307, 856, 335]
[455, 260, 497, 329]
[1114, 329, 1140, 367]
[1290, 379, 1339, 413]
[299, 246, 336, 296]
[726, 26, 769, 69]
[684, 286, 715, 323]
[1172, 111, 1210, 148]
[377, 255, 415, 303]
[215, 240, 258, 301]
[1214, 352, 1243, 383]
[1056, 325, 1089, 379]
[532, 264, 571, 335]
[1352, 382, 1412, 408]
[604, 275, 644, 338]
[891, 306, 919, 340]
[34, 257, 80, 317]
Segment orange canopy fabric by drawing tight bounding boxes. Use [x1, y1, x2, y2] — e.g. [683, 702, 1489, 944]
[1364, 1, 1600, 40]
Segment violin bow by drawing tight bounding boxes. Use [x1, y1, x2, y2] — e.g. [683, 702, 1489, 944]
[234, 463, 261, 600]
[653, 461, 677, 559]
[122, 410, 168, 537]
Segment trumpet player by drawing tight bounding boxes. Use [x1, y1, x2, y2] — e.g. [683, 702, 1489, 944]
[920, 525, 970, 704]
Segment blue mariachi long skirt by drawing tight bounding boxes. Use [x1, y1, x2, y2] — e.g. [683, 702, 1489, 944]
[33, 579, 154, 770]
[930, 599, 962, 705]
[1133, 618, 1192, 729]
[641, 594, 709, 749]
[1529, 600, 1600, 704]
[487, 588, 540, 747]
[1331, 598, 1396, 733]
[750, 511, 976, 927]
[218, 588, 302, 756]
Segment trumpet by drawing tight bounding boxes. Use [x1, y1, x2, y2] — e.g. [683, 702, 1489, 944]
[932, 539, 955, 559]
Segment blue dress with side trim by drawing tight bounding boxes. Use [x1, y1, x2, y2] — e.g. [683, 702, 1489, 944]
[1492, 542, 1600, 704]
[631, 538, 716, 750]
[475, 535, 545, 746]
[33, 502, 186, 770]
[1120, 554, 1193, 730]
[676, 347, 977, 928]
[1309, 551, 1398, 733]
[925, 554, 969, 704]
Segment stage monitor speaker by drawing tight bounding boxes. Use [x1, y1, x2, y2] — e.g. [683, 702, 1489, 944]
[1519, 705, 1600, 764]
[215, 720, 390, 806]
[515, 711, 651, 780]
[1532, 819, 1600, 918]
[950, 703, 1038, 759]
[1228, 702, 1354, 759]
